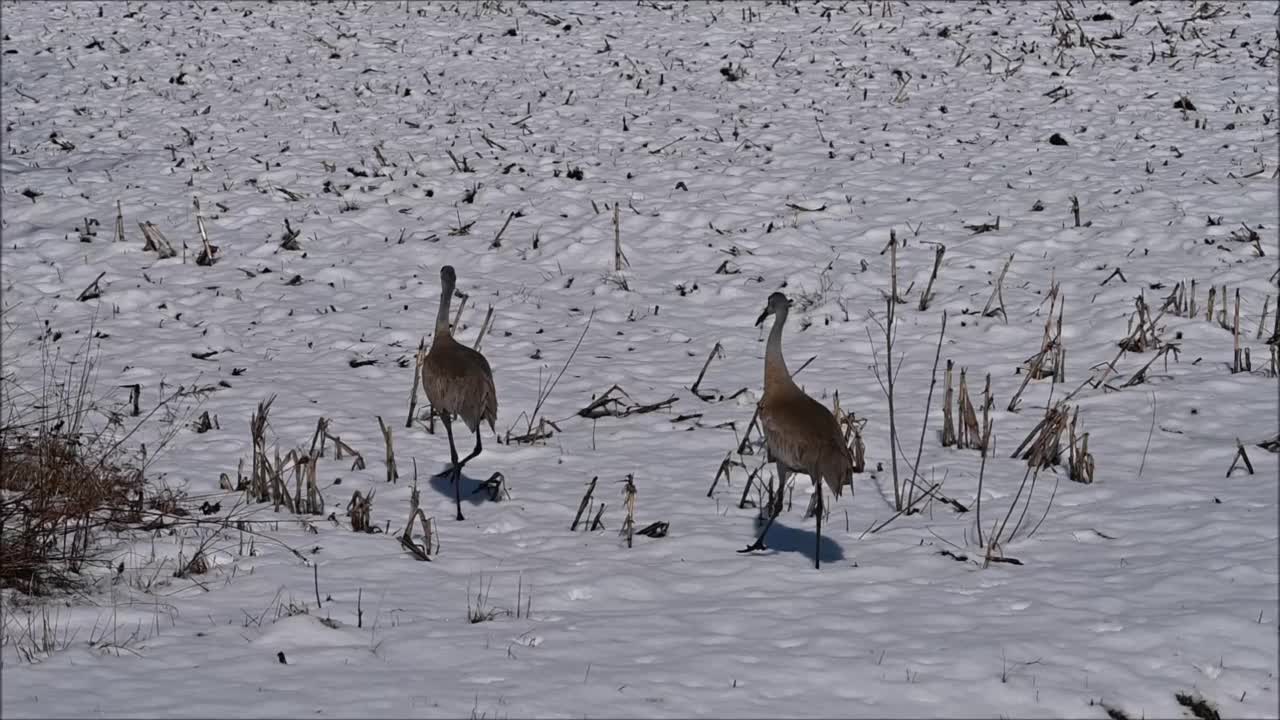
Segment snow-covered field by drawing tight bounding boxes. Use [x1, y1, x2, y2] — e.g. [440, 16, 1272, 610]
[2, 1, 1277, 717]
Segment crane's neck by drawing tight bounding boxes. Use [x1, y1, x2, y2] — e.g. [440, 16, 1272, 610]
[764, 305, 794, 390]
[435, 277, 455, 338]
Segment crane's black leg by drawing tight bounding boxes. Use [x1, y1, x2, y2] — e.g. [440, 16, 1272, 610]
[739, 463, 789, 554]
[773, 462, 789, 516]
[442, 414, 464, 521]
[458, 426, 483, 468]
[814, 481, 823, 570]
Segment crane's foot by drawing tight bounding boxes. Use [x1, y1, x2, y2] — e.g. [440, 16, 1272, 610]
[738, 539, 768, 554]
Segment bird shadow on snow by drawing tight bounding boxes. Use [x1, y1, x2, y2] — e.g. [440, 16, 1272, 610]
[427, 465, 501, 508]
[752, 515, 846, 565]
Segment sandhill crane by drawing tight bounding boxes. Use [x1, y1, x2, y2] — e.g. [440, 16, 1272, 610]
[422, 265, 498, 522]
[739, 291, 853, 569]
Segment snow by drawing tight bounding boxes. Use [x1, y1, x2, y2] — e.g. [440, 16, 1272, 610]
[1, 1, 1277, 718]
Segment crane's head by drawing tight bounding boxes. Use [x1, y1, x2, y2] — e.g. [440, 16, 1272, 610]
[755, 291, 791, 327]
[440, 265, 457, 287]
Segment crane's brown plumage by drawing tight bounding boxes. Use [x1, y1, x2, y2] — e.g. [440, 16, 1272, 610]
[422, 335, 497, 435]
[422, 265, 498, 521]
[741, 291, 854, 568]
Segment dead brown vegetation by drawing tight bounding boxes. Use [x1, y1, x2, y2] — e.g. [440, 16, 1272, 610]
[0, 338, 190, 594]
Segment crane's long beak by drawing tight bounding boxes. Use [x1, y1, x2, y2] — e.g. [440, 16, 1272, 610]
[754, 307, 771, 327]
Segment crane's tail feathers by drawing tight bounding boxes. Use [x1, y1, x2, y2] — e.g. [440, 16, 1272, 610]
[823, 476, 845, 499]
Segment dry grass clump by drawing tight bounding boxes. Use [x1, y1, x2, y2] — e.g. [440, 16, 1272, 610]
[1, 421, 143, 595]
[0, 339, 165, 595]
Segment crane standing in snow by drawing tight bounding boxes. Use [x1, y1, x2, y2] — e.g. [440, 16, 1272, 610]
[740, 291, 853, 569]
[421, 265, 498, 522]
